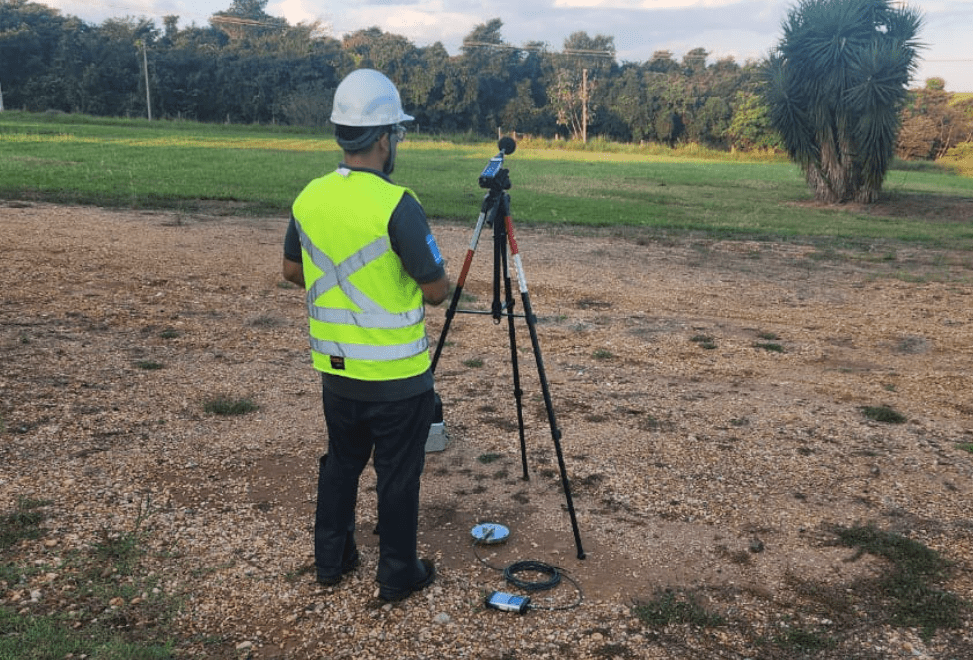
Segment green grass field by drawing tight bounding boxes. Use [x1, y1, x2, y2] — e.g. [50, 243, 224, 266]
[2, 111, 971, 248]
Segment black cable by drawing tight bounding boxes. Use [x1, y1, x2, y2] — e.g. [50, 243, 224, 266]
[472, 538, 584, 611]
[504, 560, 561, 591]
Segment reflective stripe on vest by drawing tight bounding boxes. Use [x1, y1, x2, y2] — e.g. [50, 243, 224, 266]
[297, 229, 425, 331]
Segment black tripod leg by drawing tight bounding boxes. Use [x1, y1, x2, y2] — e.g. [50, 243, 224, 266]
[504, 213, 586, 560]
[496, 200, 530, 480]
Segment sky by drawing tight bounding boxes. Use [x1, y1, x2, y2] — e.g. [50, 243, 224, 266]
[36, 0, 973, 92]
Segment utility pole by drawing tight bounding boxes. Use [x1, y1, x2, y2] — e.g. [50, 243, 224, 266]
[581, 68, 588, 144]
[138, 40, 152, 120]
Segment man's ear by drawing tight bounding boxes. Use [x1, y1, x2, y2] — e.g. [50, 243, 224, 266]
[376, 131, 391, 152]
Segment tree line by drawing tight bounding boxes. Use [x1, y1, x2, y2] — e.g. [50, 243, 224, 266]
[1, 0, 969, 160]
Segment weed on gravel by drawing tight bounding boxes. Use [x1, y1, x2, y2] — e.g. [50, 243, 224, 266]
[628, 524, 970, 657]
[632, 588, 724, 627]
[690, 334, 717, 350]
[860, 405, 907, 424]
[202, 396, 258, 416]
[0, 497, 50, 551]
[827, 524, 968, 640]
[0, 497, 177, 659]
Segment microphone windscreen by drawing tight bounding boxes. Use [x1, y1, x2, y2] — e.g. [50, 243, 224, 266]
[498, 136, 517, 155]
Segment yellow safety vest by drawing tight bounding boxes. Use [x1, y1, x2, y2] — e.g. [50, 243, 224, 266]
[292, 167, 430, 381]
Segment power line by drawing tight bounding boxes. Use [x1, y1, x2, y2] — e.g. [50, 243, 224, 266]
[209, 15, 285, 29]
[462, 41, 615, 59]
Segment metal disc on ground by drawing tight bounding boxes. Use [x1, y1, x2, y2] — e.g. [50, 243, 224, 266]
[471, 523, 510, 544]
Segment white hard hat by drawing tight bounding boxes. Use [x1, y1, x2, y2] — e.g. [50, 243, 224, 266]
[330, 69, 414, 127]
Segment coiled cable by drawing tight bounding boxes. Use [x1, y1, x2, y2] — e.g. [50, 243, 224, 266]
[473, 537, 583, 611]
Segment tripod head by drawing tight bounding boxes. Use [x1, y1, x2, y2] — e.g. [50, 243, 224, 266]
[478, 137, 517, 190]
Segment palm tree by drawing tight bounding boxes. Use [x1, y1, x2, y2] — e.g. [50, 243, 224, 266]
[763, 0, 923, 204]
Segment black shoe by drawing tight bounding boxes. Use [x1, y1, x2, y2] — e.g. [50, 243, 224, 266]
[379, 558, 436, 602]
[316, 552, 361, 587]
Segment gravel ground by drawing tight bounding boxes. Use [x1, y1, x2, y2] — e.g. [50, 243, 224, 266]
[2, 201, 973, 658]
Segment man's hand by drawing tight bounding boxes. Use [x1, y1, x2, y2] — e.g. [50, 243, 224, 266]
[420, 275, 449, 306]
[282, 257, 305, 288]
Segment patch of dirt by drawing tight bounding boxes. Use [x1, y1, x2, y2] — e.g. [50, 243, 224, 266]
[2, 202, 973, 658]
[793, 190, 973, 222]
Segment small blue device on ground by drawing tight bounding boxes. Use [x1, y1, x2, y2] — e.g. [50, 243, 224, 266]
[486, 591, 531, 614]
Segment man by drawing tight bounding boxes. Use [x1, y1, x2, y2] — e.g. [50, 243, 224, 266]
[282, 69, 449, 603]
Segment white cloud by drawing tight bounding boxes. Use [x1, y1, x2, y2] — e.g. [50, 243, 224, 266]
[552, 0, 739, 8]
[337, 7, 480, 45]
[270, 0, 322, 26]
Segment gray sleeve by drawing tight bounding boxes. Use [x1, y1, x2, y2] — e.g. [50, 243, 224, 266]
[283, 215, 302, 263]
[388, 194, 446, 284]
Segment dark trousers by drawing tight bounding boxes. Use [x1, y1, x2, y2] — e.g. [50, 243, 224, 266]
[314, 387, 434, 590]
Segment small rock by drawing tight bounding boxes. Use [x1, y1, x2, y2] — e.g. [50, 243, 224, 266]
[434, 612, 450, 625]
[235, 641, 253, 651]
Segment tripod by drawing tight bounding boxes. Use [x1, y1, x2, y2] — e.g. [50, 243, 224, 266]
[430, 140, 586, 560]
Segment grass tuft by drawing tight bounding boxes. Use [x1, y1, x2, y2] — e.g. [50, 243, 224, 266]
[690, 335, 717, 350]
[0, 497, 50, 550]
[766, 625, 837, 653]
[827, 524, 967, 640]
[203, 396, 258, 416]
[633, 588, 724, 628]
[753, 342, 785, 353]
[135, 360, 163, 370]
[860, 405, 907, 424]
[92, 496, 153, 573]
[0, 495, 176, 659]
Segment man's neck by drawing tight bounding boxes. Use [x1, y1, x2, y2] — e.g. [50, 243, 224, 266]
[343, 136, 388, 172]
[343, 153, 384, 171]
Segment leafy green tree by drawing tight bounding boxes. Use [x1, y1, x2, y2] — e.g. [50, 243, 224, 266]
[501, 78, 553, 137]
[458, 19, 522, 133]
[602, 64, 647, 142]
[0, 0, 73, 110]
[763, 0, 923, 203]
[399, 42, 450, 131]
[725, 91, 781, 150]
[499, 42, 556, 137]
